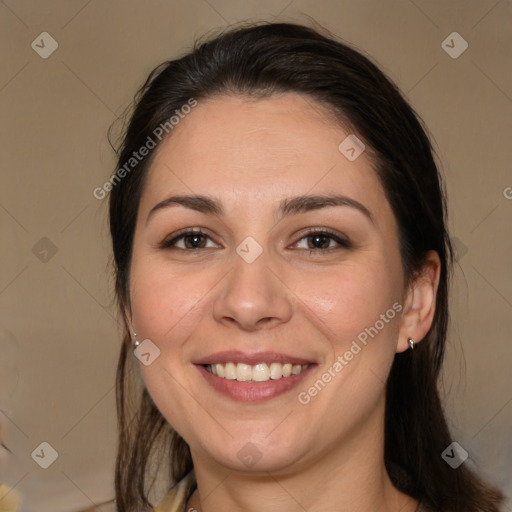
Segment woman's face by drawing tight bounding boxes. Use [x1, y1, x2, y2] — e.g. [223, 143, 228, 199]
[129, 92, 410, 473]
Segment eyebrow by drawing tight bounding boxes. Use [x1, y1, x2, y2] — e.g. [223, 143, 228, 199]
[145, 193, 375, 226]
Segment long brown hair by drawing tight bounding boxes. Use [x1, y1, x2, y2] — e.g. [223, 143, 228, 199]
[108, 21, 504, 511]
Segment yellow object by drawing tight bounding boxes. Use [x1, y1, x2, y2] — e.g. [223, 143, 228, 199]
[0, 484, 20, 512]
[154, 472, 195, 512]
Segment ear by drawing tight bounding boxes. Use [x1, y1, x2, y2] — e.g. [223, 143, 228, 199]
[397, 250, 442, 353]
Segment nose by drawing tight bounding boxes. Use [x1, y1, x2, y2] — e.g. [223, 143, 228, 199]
[212, 247, 293, 332]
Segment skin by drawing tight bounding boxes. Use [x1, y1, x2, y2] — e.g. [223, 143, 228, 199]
[128, 92, 441, 512]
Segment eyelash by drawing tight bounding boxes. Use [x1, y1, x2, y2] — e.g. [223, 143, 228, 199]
[159, 227, 352, 255]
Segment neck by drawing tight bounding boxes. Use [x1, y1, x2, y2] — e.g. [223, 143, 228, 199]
[187, 395, 418, 512]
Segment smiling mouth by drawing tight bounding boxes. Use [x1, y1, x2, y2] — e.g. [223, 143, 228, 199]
[203, 362, 310, 382]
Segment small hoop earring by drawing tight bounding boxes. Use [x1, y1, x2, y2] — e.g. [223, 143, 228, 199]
[408, 338, 415, 350]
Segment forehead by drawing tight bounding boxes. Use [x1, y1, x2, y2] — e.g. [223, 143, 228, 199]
[141, 93, 390, 221]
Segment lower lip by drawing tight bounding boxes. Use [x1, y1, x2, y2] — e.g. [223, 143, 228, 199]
[195, 364, 316, 402]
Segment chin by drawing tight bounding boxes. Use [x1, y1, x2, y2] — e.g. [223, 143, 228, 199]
[195, 434, 310, 475]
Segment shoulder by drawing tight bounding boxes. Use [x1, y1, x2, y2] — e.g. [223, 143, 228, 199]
[154, 472, 195, 512]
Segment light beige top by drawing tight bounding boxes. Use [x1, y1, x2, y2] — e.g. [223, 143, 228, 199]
[154, 472, 195, 512]
[0, 484, 21, 512]
[153, 472, 433, 512]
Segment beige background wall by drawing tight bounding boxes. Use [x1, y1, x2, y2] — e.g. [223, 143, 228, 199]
[1, 1, 511, 511]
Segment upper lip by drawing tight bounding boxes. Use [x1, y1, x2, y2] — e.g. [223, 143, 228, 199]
[193, 351, 314, 366]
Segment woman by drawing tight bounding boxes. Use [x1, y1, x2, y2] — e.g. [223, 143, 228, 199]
[108, 21, 505, 512]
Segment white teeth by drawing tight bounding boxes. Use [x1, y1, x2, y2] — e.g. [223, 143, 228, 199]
[224, 362, 237, 380]
[291, 364, 302, 375]
[252, 363, 270, 382]
[269, 362, 282, 379]
[205, 362, 310, 382]
[215, 363, 225, 378]
[237, 363, 252, 381]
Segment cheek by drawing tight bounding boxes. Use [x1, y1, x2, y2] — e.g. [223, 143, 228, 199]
[129, 258, 211, 344]
[294, 261, 400, 347]
[297, 268, 400, 393]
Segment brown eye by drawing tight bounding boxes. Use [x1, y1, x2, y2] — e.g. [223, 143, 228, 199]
[294, 229, 351, 253]
[160, 229, 218, 250]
